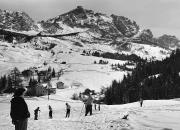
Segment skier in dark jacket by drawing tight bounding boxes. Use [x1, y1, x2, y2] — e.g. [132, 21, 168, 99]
[65, 103, 71, 118]
[10, 87, 30, 130]
[48, 105, 53, 119]
[34, 107, 40, 120]
[139, 98, 143, 107]
[85, 93, 93, 116]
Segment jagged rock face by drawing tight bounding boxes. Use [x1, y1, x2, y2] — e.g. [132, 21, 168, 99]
[139, 29, 153, 40]
[0, 7, 179, 50]
[157, 35, 180, 49]
[130, 29, 180, 50]
[0, 9, 37, 31]
[111, 14, 139, 37]
[40, 21, 63, 34]
[39, 6, 140, 38]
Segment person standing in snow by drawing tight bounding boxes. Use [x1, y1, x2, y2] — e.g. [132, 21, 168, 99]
[139, 98, 143, 107]
[65, 103, 71, 118]
[34, 107, 40, 120]
[48, 105, 53, 119]
[85, 93, 93, 116]
[10, 87, 30, 130]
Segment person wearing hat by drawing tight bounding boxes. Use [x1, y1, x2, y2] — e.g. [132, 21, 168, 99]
[34, 107, 40, 120]
[10, 87, 30, 130]
[85, 93, 93, 116]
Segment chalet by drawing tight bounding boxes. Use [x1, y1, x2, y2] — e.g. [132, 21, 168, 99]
[56, 81, 65, 89]
[35, 84, 48, 96]
[20, 77, 56, 96]
[38, 70, 51, 83]
[21, 69, 38, 80]
[71, 82, 82, 88]
[47, 81, 56, 94]
[35, 82, 56, 96]
[49, 88, 56, 94]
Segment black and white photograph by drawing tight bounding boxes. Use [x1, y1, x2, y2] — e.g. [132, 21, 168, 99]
[0, 0, 180, 129]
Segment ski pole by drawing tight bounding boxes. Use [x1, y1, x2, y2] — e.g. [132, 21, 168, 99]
[39, 111, 40, 118]
[79, 103, 85, 117]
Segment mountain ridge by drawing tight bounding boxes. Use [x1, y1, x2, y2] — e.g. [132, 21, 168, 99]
[0, 6, 179, 53]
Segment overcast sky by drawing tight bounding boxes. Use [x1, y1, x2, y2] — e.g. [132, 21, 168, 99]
[0, 0, 180, 38]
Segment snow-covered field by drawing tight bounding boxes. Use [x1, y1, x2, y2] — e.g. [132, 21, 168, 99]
[0, 38, 127, 91]
[1, 91, 180, 130]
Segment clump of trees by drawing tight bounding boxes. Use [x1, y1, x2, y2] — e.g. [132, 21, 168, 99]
[111, 62, 134, 71]
[71, 93, 79, 100]
[0, 67, 22, 93]
[92, 51, 145, 63]
[94, 60, 109, 64]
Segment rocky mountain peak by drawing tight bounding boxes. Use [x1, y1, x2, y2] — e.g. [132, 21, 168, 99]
[110, 14, 139, 37]
[39, 6, 140, 38]
[157, 34, 180, 49]
[0, 9, 37, 31]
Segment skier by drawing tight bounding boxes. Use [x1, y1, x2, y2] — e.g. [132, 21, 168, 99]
[10, 87, 30, 130]
[85, 93, 93, 116]
[139, 98, 143, 107]
[65, 103, 71, 118]
[48, 105, 53, 119]
[34, 107, 40, 120]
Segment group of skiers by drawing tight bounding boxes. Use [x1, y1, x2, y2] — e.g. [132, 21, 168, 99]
[33, 93, 101, 120]
[10, 87, 74, 130]
[34, 105, 53, 120]
[33, 95, 141, 120]
[10, 87, 103, 130]
[33, 103, 72, 120]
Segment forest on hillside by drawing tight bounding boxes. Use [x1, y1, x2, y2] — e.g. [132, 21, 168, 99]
[104, 49, 180, 105]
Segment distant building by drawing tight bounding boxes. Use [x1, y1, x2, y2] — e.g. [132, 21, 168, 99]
[35, 84, 48, 96]
[35, 83, 56, 96]
[56, 81, 65, 89]
[38, 70, 51, 83]
[71, 82, 82, 88]
[49, 88, 56, 94]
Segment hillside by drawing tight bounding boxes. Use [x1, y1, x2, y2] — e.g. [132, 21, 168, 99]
[0, 7, 175, 93]
[104, 49, 180, 104]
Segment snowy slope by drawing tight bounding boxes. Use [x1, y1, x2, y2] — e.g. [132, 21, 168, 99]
[118, 42, 170, 60]
[0, 34, 170, 89]
[0, 38, 127, 92]
[0, 41, 51, 76]
[1, 91, 180, 130]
